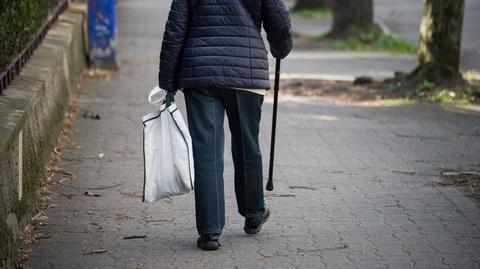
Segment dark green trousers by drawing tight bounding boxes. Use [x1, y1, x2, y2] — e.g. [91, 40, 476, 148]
[183, 88, 265, 235]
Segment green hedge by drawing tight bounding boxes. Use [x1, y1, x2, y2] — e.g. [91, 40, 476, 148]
[0, 0, 59, 70]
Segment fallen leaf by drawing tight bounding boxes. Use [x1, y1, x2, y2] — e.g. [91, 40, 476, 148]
[55, 170, 75, 177]
[271, 194, 296, 198]
[34, 233, 51, 240]
[58, 177, 71, 184]
[84, 191, 101, 197]
[32, 212, 48, 222]
[62, 193, 76, 199]
[82, 111, 101, 120]
[82, 248, 108, 255]
[289, 185, 317, 191]
[391, 170, 416, 175]
[443, 171, 480, 177]
[146, 218, 174, 223]
[123, 235, 147, 240]
[296, 245, 349, 253]
[120, 191, 142, 198]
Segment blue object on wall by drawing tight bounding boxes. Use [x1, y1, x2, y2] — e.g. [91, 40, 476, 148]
[88, 0, 117, 68]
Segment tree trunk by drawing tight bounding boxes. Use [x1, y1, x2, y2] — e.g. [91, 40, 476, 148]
[412, 0, 465, 81]
[293, 0, 328, 10]
[328, 0, 375, 39]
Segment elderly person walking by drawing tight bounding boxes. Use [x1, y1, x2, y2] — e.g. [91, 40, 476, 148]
[158, 0, 293, 250]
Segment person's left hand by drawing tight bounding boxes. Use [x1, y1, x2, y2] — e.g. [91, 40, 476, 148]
[165, 90, 176, 107]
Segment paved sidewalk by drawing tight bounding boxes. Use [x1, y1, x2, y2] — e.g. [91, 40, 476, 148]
[275, 51, 415, 81]
[26, 0, 480, 268]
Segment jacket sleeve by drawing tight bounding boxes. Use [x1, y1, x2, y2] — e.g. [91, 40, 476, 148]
[158, 0, 191, 91]
[262, 0, 293, 59]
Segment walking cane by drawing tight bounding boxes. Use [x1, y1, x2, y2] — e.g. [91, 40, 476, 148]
[266, 58, 281, 191]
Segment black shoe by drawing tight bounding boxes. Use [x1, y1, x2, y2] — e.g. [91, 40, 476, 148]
[197, 233, 220, 251]
[244, 208, 270, 235]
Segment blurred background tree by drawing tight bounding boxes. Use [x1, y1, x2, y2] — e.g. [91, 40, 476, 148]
[327, 0, 379, 39]
[291, 0, 416, 53]
[292, 0, 381, 40]
[293, 0, 329, 10]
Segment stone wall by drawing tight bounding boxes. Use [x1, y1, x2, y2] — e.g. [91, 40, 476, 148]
[0, 8, 87, 269]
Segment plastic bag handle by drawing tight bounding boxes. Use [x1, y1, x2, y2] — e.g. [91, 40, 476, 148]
[148, 86, 166, 105]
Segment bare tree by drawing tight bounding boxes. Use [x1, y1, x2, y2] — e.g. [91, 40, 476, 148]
[410, 0, 465, 81]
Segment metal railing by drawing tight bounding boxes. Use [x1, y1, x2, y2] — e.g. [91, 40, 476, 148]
[0, 0, 69, 95]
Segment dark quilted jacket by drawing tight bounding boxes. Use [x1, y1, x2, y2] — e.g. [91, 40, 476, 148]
[158, 0, 293, 91]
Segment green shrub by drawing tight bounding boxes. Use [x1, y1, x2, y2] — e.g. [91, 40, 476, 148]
[291, 7, 331, 18]
[0, 0, 59, 71]
[332, 32, 417, 54]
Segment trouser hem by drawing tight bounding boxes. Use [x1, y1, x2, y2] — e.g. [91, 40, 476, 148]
[197, 229, 223, 235]
[239, 209, 265, 218]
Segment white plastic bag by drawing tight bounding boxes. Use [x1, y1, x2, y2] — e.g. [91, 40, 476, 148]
[142, 86, 194, 202]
